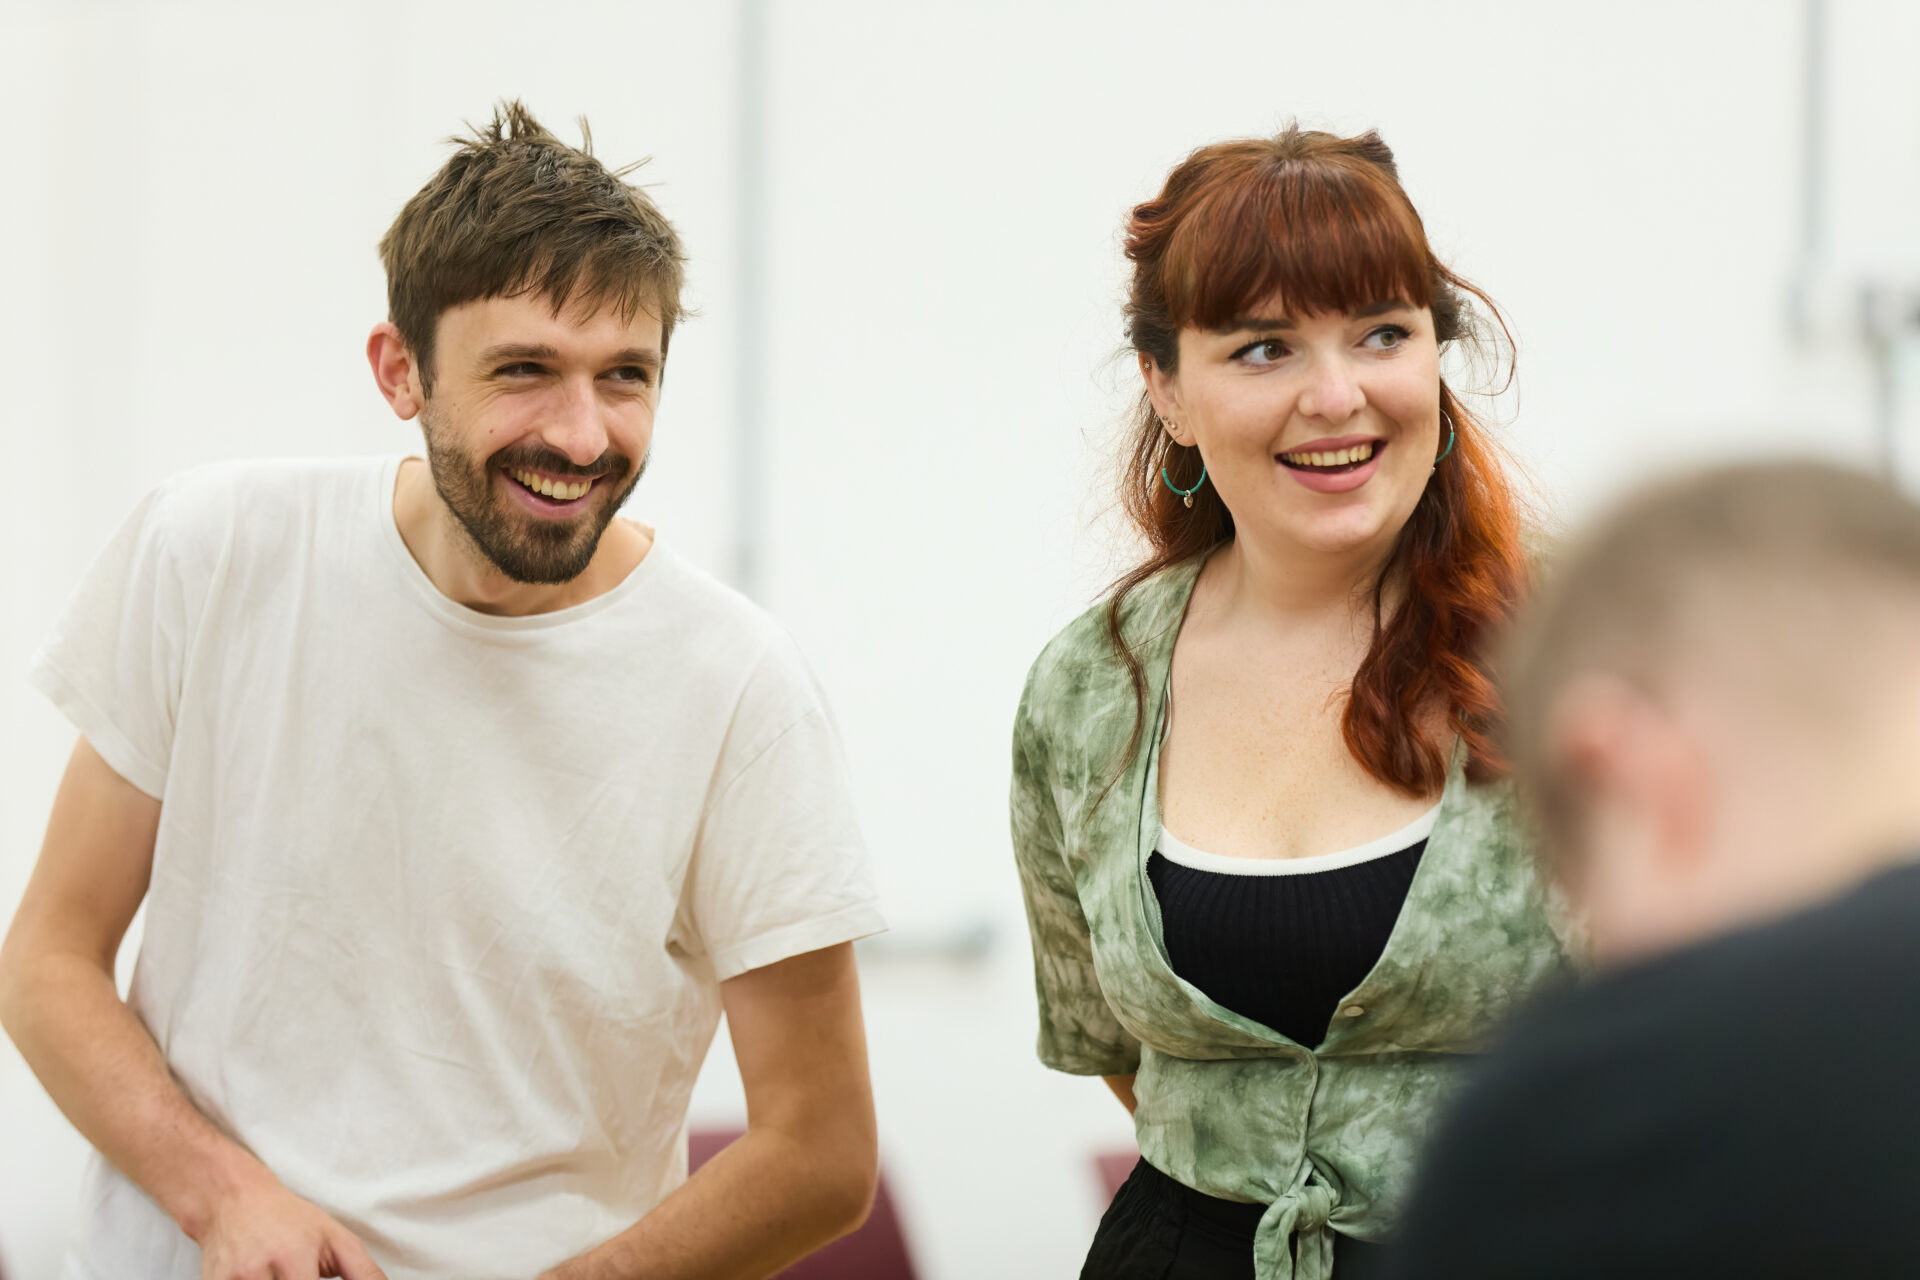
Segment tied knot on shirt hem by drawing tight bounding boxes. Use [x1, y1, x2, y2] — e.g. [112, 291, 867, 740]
[1254, 1179, 1338, 1280]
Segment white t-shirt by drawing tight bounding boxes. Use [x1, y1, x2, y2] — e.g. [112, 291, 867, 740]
[30, 455, 886, 1280]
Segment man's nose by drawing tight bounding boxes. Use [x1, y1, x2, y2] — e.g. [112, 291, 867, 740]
[541, 377, 610, 467]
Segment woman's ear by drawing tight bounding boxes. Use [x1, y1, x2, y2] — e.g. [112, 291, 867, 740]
[1139, 351, 1191, 445]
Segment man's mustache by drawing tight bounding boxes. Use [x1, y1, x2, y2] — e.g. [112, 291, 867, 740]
[488, 447, 630, 480]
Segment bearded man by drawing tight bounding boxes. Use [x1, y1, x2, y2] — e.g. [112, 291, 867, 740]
[0, 102, 885, 1280]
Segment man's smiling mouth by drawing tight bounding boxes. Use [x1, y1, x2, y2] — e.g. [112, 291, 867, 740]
[506, 468, 595, 501]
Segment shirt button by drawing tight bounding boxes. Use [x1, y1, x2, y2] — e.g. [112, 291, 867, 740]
[1341, 1005, 1365, 1018]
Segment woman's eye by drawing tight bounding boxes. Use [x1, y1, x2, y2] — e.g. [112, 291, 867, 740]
[1366, 325, 1412, 350]
[1235, 339, 1287, 365]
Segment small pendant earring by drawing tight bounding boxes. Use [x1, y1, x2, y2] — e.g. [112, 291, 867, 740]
[1160, 418, 1207, 508]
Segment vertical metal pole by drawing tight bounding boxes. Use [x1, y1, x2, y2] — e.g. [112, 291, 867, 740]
[1871, 333, 1898, 482]
[1790, 0, 1826, 342]
[733, 0, 769, 599]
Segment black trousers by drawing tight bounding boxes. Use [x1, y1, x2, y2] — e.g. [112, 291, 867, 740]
[1082, 1159, 1381, 1280]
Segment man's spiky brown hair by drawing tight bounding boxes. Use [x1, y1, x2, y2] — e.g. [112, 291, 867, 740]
[378, 99, 686, 390]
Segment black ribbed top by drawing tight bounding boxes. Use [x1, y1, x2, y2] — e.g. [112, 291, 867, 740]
[1148, 839, 1426, 1047]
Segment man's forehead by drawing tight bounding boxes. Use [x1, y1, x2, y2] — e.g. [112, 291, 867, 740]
[441, 290, 664, 356]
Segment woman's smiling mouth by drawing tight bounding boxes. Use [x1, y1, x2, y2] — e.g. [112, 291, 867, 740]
[1277, 436, 1385, 475]
[1276, 436, 1387, 492]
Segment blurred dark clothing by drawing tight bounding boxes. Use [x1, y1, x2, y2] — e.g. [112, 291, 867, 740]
[1379, 859, 1920, 1279]
[1085, 1158, 1383, 1279]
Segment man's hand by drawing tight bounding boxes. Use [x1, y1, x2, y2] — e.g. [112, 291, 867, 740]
[194, 1166, 388, 1280]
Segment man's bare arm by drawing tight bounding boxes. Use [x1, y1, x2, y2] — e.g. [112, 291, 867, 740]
[0, 738, 385, 1280]
[541, 941, 878, 1280]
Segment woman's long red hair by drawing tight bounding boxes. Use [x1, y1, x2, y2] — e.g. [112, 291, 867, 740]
[1106, 126, 1529, 797]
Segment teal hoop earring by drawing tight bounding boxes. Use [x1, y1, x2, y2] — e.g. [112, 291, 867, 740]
[1159, 416, 1206, 507]
[1432, 418, 1456, 470]
[1161, 464, 1207, 508]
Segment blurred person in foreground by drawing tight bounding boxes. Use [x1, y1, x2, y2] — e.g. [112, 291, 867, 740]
[1009, 127, 1570, 1280]
[1381, 461, 1920, 1278]
[0, 102, 884, 1280]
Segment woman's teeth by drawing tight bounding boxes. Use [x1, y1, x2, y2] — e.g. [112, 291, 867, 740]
[510, 469, 592, 501]
[1280, 442, 1375, 468]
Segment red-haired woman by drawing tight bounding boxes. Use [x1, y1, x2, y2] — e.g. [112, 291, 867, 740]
[1010, 128, 1569, 1280]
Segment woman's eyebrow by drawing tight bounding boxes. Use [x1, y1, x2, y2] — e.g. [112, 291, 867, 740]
[1214, 315, 1293, 333]
[1214, 298, 1415, 334]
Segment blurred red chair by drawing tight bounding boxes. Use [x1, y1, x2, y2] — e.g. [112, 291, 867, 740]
[1092, 1149, 1136, 1203]
[689, 1127, 919, 1280]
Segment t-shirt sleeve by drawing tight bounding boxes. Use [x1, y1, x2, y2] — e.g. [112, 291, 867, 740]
[1010, 668, 1141, 1077]
[28, 477, 217, 799]
[686, 637, 885, 982]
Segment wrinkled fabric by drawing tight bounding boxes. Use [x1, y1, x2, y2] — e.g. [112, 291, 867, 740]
[1012, 556, 1570, 1280]
[34, 456, 885, 1280]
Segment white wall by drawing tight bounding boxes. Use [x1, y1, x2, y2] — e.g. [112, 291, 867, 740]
[4, 2, 1919, 1277]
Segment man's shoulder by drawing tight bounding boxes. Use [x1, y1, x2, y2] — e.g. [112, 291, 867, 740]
[1605, 859, 1920, 1027]
[138, 455, 381, 540]
[1460, 860, 1920, 1120]
[151, 454, 381, 503]
[114, 455, 381, 578]
[1385, 866, 1920, 1279]
[645, 543, 780, 635]
[1733, 857, 1920, 970]
[634, 545, 824, 710]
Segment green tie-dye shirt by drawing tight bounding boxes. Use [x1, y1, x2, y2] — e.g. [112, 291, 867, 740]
[1010, 557, 1570, 1280]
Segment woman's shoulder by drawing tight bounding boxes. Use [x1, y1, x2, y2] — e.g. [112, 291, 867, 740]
[1021, 557, 1203, 711]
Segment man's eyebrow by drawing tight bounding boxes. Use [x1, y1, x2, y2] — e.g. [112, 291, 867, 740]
[479, 343, 560, 365]
[606, 347, 663, 370]
[478, 343, 662, 369]
[1213, 298, 1417, 333]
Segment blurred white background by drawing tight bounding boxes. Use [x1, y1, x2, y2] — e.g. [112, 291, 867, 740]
[3, 1, 1919, 1276]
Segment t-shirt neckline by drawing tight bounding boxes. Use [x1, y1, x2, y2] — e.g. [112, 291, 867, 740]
[374, 454, 666, 634]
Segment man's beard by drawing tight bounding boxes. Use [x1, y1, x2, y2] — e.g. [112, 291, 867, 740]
[420, 407, 644, 585]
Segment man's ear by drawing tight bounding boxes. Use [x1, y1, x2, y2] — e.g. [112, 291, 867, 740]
[367, 322, 425, 420]
[1548, 673, 1711, 872]
[1547, 674, 1640, 800]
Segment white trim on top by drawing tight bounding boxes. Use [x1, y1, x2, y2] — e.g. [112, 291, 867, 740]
[1157, 803, 1441, 877]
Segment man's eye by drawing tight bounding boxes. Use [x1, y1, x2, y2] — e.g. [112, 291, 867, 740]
[607, 366, 651, 385]
[496, 362, 543, 377]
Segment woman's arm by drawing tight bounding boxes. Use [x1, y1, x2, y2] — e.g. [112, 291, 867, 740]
[1011, 679, 1143, 1079]
[1103, 1074, 1138, 1114]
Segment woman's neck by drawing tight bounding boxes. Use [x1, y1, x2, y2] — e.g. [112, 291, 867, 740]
[1211, 529, 1401, 627]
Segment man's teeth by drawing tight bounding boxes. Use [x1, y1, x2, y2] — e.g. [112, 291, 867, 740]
[1281, 442, 1376, 467]
[510, 469, 592, 501]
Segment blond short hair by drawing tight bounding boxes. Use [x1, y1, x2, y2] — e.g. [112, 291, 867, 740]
[1503, 461, 1920, 869]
